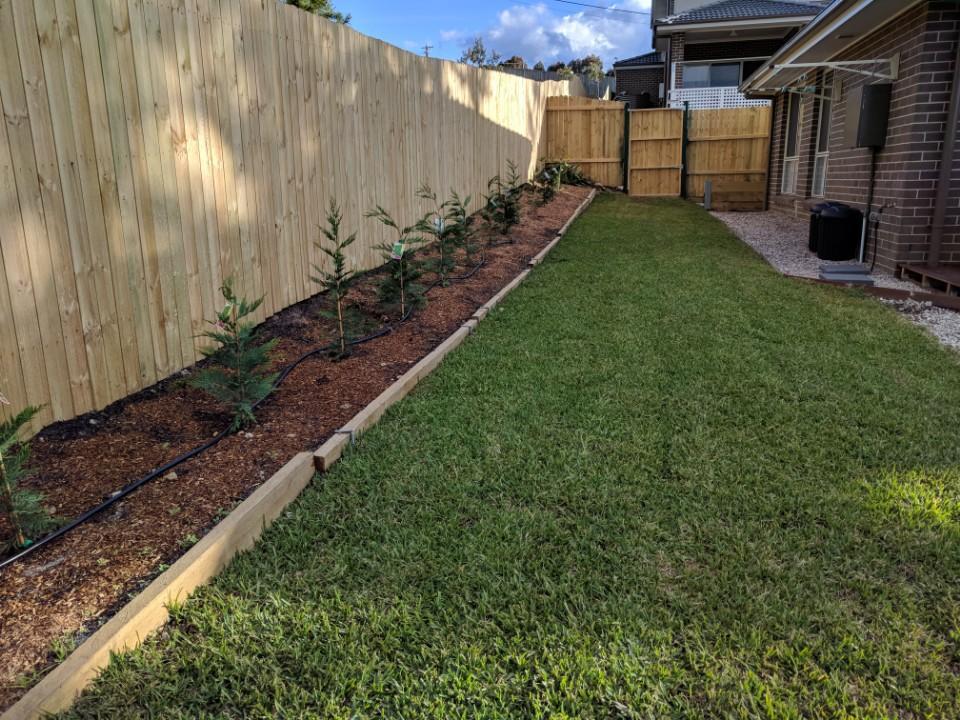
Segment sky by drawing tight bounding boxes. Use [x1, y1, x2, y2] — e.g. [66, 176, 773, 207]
[341, 0, 654, 69]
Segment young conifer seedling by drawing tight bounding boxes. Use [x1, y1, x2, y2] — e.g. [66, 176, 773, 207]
[482, 160, 523, 239]
[416, 183, 458, 286]
[312, 200, 358, 357]
[189, 281, 278, 431]
[367, 206, 427, 318]
[0, 397, 55, 553]
[444, 190, 478, 266]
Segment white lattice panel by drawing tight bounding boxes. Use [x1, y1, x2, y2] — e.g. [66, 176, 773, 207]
[668, 87, 771, 110]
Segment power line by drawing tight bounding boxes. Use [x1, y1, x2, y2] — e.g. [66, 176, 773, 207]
[544, 0, 652, 15]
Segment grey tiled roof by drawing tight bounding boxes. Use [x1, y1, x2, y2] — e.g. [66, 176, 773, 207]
[658, 0, 826, 26]
[613, 51, 664, 68]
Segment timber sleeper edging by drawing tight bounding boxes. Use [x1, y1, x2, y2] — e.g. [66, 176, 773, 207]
[1, 187, 597, 720]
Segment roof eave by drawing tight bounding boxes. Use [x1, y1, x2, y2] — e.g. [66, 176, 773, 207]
[740, 0, 922, 95]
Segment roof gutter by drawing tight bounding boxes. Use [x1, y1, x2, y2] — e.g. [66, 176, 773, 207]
[929, 33, 960, 267]
[656, 16, 816, 35]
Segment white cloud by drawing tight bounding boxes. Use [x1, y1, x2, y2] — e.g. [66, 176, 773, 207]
[450, 0, 653, 68]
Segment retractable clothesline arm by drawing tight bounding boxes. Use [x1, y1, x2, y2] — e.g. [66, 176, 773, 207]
[750, 55, 900, 95]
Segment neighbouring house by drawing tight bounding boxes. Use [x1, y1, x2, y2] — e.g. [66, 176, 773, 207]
[613, 51, 665, 107]
[741, 0, 960, 277]
[647, 0, 828, 109]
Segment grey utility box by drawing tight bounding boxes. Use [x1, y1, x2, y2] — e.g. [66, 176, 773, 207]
[844, 83, 892, 148]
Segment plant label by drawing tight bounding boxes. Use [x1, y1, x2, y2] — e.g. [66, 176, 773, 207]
[390, 241, 405, 260]
[434, 217, 444, 233]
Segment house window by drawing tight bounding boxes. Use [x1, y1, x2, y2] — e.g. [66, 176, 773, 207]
[811, 81, 832, 197]
[781, 94, 801, 195]
[683, 63, 741, 88]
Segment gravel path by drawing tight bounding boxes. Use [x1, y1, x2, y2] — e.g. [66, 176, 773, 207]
[713, 210, 960, 353]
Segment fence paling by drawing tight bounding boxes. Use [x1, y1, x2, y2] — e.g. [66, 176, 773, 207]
[0, 0, 584, 432]
[542, 96, 626, 187]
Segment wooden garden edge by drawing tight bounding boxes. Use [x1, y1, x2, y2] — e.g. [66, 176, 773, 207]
[2, 451, 316, 720]
[2, 186, 597, 720]
[316, 187, 597, 471]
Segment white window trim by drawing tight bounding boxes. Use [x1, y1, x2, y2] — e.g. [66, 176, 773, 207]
[811, 77, 833, 198]
[781, 93, 801, 195]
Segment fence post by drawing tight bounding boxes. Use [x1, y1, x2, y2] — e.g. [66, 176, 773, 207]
[680, 101, 689, 199]
[622, 104, 630, 194]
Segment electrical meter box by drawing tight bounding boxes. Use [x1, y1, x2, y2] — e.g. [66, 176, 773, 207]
[844, 83, 891, 148]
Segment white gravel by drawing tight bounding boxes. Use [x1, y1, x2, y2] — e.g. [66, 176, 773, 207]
[712, 210, 960, 353]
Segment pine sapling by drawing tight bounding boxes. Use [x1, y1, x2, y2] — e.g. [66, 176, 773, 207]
[312, 200, 359, 357]
[189, 281, 278, 431]
[367, 206, 426, 318]
[0, 397, 54, 553]
[482, 160, 523, 239]
[416, 183, 458, 286]
[444, 190, 478, 266]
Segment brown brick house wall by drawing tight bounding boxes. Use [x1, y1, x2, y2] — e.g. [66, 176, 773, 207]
[615, 66, 665, 105]
[766, 0, 960, 272]
[684, 38, 791, 63]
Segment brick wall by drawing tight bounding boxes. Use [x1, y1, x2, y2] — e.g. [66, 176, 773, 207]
[766, 0, 960, 273]
[615, 66, 665, 105]
[684, 38, 790, 62]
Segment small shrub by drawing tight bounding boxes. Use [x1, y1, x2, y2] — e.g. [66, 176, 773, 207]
[0, 399, 55, 553]
[482, 160, 523, 239]
[537, 160, 589, 204]
[367, 206, 426, 318]
[189, 281, 278, 431]
[312, 200, 359, 357]
[416, 184, 458, 286]
[444, 190, 479, 266]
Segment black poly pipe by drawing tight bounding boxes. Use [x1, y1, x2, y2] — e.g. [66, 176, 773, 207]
[0, 258, 488, 571]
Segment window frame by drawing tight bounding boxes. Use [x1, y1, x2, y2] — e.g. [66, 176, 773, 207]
[681, 61, 744, 89]
[811, 77, 833, 198]
[781, 93, 802, 195]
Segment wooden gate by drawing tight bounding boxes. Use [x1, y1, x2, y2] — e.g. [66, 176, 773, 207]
[542, 96, 626, 187]
[626, 106, 770, 207]
[686, 107, 771, 210]
[544, 102, 771, 209]
[627, 109, 683, 197]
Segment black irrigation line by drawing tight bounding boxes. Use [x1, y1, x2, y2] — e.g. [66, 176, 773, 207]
[1, 256, 493, 572]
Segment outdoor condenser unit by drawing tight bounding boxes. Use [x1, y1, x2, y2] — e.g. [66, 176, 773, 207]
[844, 83, 892, 148]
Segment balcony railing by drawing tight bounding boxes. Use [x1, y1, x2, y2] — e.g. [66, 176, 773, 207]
[668, 87, 770, 110]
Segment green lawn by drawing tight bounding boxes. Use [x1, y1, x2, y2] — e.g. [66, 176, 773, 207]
[63, 195, 960, 718]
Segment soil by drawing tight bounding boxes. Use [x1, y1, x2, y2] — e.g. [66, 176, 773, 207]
[0, 185, 593, 710]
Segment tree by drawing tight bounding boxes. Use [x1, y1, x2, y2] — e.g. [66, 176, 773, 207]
[189, 281, 278, 431]
[547, 61, 567, 73]
[285, 0, 350, 22]
[499, 55, 527, 69]
[569, 54, 603, 75]
[533, 61, 545, 72]
[584, 59, 605, 97]
[312, 200, 359, 357]
[459, 37, 501, 69]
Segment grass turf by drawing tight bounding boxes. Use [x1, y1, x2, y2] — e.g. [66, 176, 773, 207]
[60, 195, 960, 718]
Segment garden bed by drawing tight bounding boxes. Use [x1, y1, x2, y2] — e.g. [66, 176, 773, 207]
[0, 185, 593, 711]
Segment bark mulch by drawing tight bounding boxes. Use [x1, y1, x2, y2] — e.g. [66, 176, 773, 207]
[0, 185, 593, 710]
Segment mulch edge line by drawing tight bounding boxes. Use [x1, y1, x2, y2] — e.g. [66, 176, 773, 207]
[2, 188, 598, 720]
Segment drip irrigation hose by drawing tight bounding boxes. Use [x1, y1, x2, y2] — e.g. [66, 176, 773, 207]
[0, 258, 484, 572]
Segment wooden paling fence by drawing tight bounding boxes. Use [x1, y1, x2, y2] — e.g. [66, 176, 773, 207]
[545, 100, 771, 207]
[542, 96, 626, 187]
[628, 108, 682, 197]
[0, 0, 583, 429]
[686, 106, 771, 210]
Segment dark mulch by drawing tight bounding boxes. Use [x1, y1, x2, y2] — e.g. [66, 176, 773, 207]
[0, 186, 592, 710]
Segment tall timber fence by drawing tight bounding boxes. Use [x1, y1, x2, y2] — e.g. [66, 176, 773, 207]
[0, 0, 583, 429]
